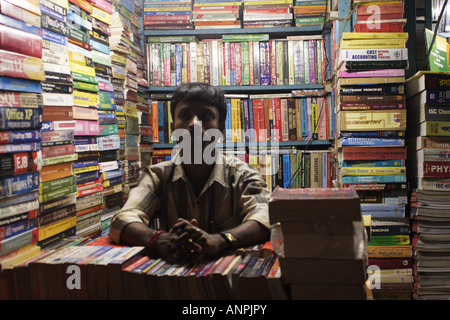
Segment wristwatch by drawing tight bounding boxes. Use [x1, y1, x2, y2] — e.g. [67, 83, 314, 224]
[219, 231, 237, 250]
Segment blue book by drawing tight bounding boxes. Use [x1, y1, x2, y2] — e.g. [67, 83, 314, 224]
[42, 28, 67, 46]
[1, 219, 36, 241]
[361, 204, 406, 218]
[341, 175, 406, 184]
[76, 170, 100, 184]
[248, 99, 255, 142]
[0, 172, 40, 198]
[341, 159, 406, 167]
[260, 42, 270, 85]
[0, 130, 42, 143]
[0, 14, 42, 36]
[282, 154, 290, 189]
[175, 44, 182, 86]
[0, 77, 42, 93]
[0, 107, 42, 130]
[90, 38, 110, 54]
[300, 98, 308, 139]
[340, 137, 405, 147]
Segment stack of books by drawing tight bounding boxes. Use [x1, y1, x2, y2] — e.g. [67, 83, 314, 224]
[40, 0, 80, 249]
[336, 0, 413, 300]
[66, 1, 103, 240]
[406, 71, 450, 300]
[0, 1, 43, 279]
[193, 0, 241, 29]
[293, 0, 326, 28]
[269, 187, 368, 299]
[110, 1, 145, 200]
[242, 0, 292, 28]
[143, 0, 193, 30]
[91, 0, 118, 237]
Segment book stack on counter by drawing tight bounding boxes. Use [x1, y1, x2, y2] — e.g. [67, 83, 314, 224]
[193, 0, 241, 29]
[110, 0, 144, 200]
[143, 0, 193, 31]
[39, 0, 80, 249]
[293, 0, 326, 28]
[242, 0, 292, 28]
[269, 187, 369, 300]
[66, 0, 103, 239]
[405, 71, 450, 300]
[91, 1, 119, 237]
[0, 1, 44, 292]
[335, 0, 413, 300]
[3, 235, 287, 300]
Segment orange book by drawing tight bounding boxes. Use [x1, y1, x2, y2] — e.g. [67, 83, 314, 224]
[40, 162, 73, 182]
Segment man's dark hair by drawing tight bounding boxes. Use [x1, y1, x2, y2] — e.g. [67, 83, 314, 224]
[170, 82, 227, 123]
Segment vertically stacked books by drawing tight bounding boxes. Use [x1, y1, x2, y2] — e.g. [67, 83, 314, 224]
[143, 0, 193, 30]
[293, 0, 326, 28]
[110, 1, 143, 201]
[336, 0, 413, 300]
[0, 1, 44, 274]
[242, 0, 292, 28]
[406, 71, 450, 300]
[39, 0, 80, 248]
[193, 0, 241, 29]
[269, 187, 368, 300]
[90, 0, 119, 237]
[66, 1, 103, 239]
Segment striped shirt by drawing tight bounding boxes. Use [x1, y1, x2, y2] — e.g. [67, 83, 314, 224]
[109, 151, 271, 244]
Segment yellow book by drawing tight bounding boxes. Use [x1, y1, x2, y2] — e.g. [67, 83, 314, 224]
[73, 165, 100, 174]
[68, 50, 90, 67]
[341, 38, 407, 49]
[38, 216, 77, 242]
[341, 166, 407, 176]
[73, 89, 100, 107]
[338, 76, 405, 86]
[342, 32, 409, 40]
[70, 62, 96, 77]
[91, 6, 111, 25]
[167, 101, 173, 143]
[339, 109, 407, 131]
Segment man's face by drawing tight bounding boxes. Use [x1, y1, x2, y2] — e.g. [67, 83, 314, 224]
[172, 101, 225, 164]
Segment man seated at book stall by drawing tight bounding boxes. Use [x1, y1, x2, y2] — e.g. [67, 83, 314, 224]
[110, 82, 271, 262]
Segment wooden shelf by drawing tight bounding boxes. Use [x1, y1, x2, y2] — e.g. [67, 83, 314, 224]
[152, 140, 333, 149]
[148, 84, 325, 94]
[143, 26, 323, 38]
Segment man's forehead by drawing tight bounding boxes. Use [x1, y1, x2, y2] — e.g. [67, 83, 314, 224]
[177, 102, 217, 111]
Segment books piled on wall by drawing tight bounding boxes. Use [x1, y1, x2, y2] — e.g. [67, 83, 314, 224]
[242, 0, 291, 28]
[269, 187, 368, 300]
[0, 1, 44, 277]
[143, 0, 193, 30]
[406, 71, 450, 300]
[145, 34, 326, 87]
[293, 0, 326, 28]
[335, 1, 412, 298]
[110, 0, 146, 199]
[66, 0, 103, 240]
[193, 0, 241, 29]
[40, 0, 79, 248]
[1, 235, 287, 300]
[91, 0, 119, 237]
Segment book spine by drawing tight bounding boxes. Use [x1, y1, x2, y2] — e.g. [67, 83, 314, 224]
[0, 228, 38, 256]
[342, 175, 407, 183]
[343, 147, 407, 160]
[0, 151, 42, 177]
[340, 137, 405, 147]
[422, 162, 450, 177]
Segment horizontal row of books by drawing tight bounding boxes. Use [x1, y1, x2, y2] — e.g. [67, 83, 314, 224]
[143, 0, 330, 30]
[145, 34, 327, 87]
[406, 71, 450, 300]
[335, 0, 414, 300]
[0, 234, 286, 300]
[150, 93, 334, 145]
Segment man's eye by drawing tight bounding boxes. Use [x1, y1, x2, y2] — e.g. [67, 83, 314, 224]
[200, 114, 213, 121]
[180, 113, 190, 120]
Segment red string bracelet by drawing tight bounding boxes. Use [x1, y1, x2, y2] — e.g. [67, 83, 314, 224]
[146, 230, 166, 257]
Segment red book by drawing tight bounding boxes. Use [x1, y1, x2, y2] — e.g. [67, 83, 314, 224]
[0, 49, 45, 81]
[354, 22, 404, 32]
[422, 162, 450, 177]
[0, 25, 42, 58]
[342, 147, 407, 160]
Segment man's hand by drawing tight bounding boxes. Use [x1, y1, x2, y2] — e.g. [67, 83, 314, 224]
[169, 218, 227, 258]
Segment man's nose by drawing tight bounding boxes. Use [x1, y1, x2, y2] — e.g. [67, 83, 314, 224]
[188, 115, 202, 128]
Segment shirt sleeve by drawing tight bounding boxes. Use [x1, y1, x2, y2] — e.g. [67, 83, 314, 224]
[109, 167, 162, 244]
[237, 165, 272, 230]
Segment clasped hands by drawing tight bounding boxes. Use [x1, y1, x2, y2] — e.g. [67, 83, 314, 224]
[155, 218, 225, 263]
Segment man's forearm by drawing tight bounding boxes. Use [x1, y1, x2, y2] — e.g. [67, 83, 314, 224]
[119, 222, 156, 247]
[223, 220, 270, 250]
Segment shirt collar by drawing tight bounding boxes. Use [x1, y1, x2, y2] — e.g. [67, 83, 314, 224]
[170, 149, 230, 191]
